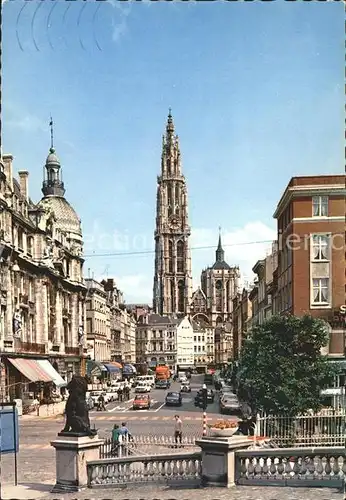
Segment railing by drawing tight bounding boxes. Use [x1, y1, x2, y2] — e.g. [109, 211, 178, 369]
[255, 409, 346, 447]
[65, 346, 80, 355]
[19, 342, 46, 354]
[100, 435, 198, 459]
[87, 452, 202, 488]
[236, 446, 346, 487]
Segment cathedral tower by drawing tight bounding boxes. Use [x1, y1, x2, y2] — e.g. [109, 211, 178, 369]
[153, 110, 192, 316]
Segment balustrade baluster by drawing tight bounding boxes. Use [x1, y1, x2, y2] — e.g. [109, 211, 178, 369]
[254, 457, 262, 476]
[262, 457, 269, 476]
[247, 458, 255, 477]
[269, 458, 276, 476]
[332, 455, 340, 476]
[277, 457, 285, 476]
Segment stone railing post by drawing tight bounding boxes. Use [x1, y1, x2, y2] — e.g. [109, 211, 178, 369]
[50, 433, 104, 492]
[195, 435, 253, 488]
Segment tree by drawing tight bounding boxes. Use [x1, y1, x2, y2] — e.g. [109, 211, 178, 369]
[237, 315, 336, 416]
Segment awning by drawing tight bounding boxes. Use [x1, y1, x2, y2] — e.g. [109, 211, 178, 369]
[104, 363, 120, 373]
[123, 364, 136, 373]
[87, 360, 107, 377]
[110, 361, 122, 369]
[36, 359, 67, 388]
[8, 358, 52, 383]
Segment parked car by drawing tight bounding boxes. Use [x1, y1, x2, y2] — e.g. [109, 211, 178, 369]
[219, 395, 241, 415]
[133, 394, 151, 410]
[165, 391, 182, 407]
[136, 383, 151, 393]
[180, 382, 191, 393]
[155, 379, 170, 389]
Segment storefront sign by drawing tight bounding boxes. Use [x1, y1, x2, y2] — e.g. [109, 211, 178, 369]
[340, 305, 346, 314]
[327, 308, 346, 328]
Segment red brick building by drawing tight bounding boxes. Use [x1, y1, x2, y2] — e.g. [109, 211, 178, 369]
[273, 175, 346, 402]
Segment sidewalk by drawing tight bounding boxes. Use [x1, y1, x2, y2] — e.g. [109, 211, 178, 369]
[1, 482, 343, 500]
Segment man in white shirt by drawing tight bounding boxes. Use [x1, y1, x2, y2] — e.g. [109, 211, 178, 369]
[174, 414, 182, 446]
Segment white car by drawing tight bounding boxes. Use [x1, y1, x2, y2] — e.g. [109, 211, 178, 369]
[136, 383, 151, 393]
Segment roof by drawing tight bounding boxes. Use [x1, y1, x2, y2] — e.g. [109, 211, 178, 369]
[141, 314, 180, 326]
[37, 196, 82, 238]
[212, 260, 231, 270]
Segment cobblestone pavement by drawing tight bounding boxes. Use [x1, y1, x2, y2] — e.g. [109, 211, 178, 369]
[2, 482, 344, 500]
[2, 413, 344, 500]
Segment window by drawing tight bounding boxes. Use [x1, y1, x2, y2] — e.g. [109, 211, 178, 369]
[168, 240, 173, 273]
[176, 240, 184, 273]
[178, 280, 185, 312]
[311, 234, 330, 261]
[312, 196, 328, 217]
[215, 280, 222, 311]
[312, 278, 329, 305]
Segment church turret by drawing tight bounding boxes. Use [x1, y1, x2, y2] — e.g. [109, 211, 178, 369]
[215, 228, 225, 262]
[42, 118, 65, 197]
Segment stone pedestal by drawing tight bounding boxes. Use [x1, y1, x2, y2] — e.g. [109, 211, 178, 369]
[50, 433, 104, 492]
[196, 435, 253, 488]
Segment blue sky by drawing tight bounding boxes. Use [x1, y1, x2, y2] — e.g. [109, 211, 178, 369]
[3, 0, 344, 303]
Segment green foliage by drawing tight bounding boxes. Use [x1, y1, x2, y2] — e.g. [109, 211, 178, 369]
[237, 315, 336, 416]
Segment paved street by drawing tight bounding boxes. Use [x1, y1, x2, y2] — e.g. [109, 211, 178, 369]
[1, 375, 342, 499]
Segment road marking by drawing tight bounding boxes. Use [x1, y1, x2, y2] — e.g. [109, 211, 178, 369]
[153, 403, 165, 412]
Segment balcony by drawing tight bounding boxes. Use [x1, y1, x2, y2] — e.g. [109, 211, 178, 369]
[19, 341, 46, 354]
[65, 346, 80, 356]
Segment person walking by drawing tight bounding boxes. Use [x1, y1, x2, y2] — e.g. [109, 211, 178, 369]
[111, 424, 122, 457]
[118, 386, 123, 403]
[174, 415, 182, 447]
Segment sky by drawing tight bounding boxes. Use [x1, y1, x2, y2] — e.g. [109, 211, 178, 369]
[3, 0, 344, 304]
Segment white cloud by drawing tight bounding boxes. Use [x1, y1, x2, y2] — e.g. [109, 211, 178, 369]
[115, 274, 152, 304]
[6, 114, 46, 133]
[107, 221, 277, 304]
[191, 221, 277, 287]
[107, 0, 132, 43]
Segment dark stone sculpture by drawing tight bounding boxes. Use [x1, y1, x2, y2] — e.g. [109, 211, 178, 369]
[60, 375, 97, 437]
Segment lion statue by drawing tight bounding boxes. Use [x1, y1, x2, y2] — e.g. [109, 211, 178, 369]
[61, 375, 97, 436]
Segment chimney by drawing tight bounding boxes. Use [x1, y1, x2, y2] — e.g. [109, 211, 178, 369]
[2, 154, 13, 189]
[18, 171, 29, 201]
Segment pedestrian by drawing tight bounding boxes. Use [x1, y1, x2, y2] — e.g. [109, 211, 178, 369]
[111, 424, 122, 456]
[174, 415, 182, 447]
[119, 421, 133, 456]
[118, 387, 123, 402]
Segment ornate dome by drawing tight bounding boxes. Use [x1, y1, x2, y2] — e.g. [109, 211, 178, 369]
[45, 148, 60, 167]
[38, 196, 82, 240]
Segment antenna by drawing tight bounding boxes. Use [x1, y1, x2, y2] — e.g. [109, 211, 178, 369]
[49, 116, 54, 150]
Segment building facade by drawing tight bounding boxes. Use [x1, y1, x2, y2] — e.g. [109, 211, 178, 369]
[153, 111, 193, 316]
[273, 175, 345, 355]
[135, 313, 179, 371]
[0, 147, 87, 401]
[251, 242, 278, 327]
[192, 321, 215, 371]
[191, 235, 240, 328]
[232, 288, 252, 360]
[214, 322, 233, 366]
[85, 278, 110, 363]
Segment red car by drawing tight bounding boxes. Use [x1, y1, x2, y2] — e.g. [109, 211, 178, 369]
[133, 394, 151, 410]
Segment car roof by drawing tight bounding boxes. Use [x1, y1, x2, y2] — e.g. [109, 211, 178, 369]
[167, 392, 179, 396]
[135, 393, 149, 398]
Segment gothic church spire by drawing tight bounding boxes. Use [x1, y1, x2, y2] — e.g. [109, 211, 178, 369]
[216, 227, 225, 262]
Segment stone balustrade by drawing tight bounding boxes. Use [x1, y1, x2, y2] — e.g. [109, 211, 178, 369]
[100, 435, 198, 458]
[236, 446, 346, 487]
[87, 452, 202, 488]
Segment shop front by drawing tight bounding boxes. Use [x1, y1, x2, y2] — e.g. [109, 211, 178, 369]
[1, 355, 66, 413]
